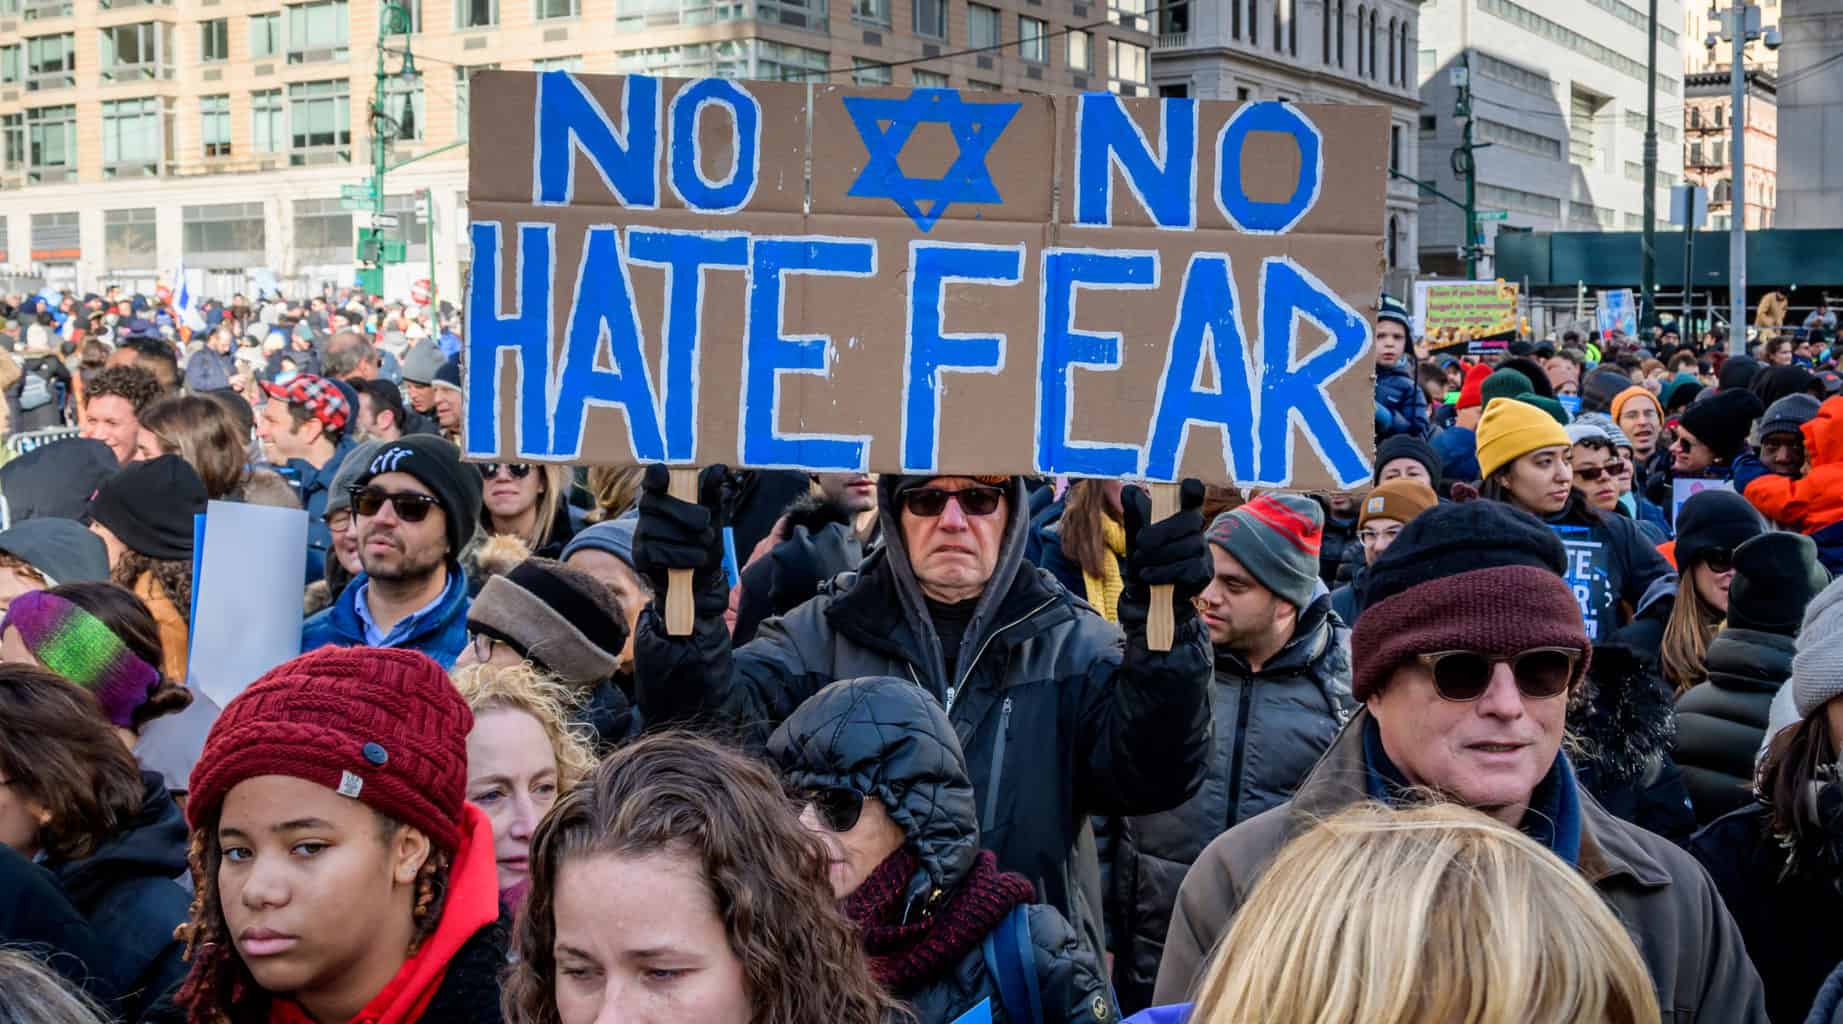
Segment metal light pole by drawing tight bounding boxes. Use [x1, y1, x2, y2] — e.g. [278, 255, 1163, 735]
[1641, 0, 1659, 330]
[1727, 0, 1748, 353]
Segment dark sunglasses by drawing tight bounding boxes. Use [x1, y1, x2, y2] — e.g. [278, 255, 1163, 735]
[1674, 436, 1697, 451]
[1573, 460, 1627, 482]
[900, 486, 1004, 518]
[1700, 548, 1734, 574]
[1413, 647, 1583, 702]
[349, 486, 441, 522]
[478, 463, 533, 479]
[790, 786, 865, 833]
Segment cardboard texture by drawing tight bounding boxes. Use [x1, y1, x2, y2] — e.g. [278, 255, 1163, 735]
[465, 71, 1387, 489]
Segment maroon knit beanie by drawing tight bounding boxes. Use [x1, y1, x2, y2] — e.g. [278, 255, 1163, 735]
[186, 647, 474, 853]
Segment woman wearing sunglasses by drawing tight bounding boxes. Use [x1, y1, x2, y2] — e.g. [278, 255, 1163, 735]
[476, 462, 578, 561]
[1658, 490, 1765, 697]
[767, 676, 1112, 1024]
[1474, 398, 1675, 651]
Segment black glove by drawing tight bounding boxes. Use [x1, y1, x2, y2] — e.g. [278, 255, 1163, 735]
[1120, 479, 1210, 608]
[633, 463, 729, 597]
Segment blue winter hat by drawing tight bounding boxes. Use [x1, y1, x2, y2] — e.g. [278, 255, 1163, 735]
[561, 513, 638, 571]
[1378, 294, 1412, 332]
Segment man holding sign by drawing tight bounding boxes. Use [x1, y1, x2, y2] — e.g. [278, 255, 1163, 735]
[632, 468, 1214, 966]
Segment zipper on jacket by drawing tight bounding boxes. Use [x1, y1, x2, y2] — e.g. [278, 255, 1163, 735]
[944, 597, 1055, 717]
[1224, 675, 1255, 828]
[982, 697, 1013, 834]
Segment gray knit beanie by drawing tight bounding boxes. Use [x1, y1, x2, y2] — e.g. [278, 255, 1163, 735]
[1204, 494, 1324, 611]
[1792, 575, 1843, 719]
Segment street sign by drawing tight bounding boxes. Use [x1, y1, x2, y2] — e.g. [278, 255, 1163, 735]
[412, 279, 432, 305]
[1671, 184, 1708, 228]
[1478, 209, 1509, 221]
[370, 213, 401, 229]
[381, 240, 407, 264]
[340, 197, 372, 211]
[341, 183, 376, 202]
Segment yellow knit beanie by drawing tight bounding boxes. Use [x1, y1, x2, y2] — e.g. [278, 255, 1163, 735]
[1475, 396, 1574, 480]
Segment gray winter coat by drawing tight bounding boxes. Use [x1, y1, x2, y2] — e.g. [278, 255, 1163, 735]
[768, 678, 1112, 1024]
[635, 476, 1215, 966]
[1100, 596, 1353, 1012]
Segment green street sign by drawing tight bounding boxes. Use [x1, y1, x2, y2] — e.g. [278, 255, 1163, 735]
[341, 183, 377, 202]
[1478, 210, 1510, 221]
[381, 240, 408, 264]
[340, 196, 373, 211]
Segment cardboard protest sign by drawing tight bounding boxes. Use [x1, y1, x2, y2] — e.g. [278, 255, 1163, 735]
[464, 72, 1388, 489]
[187, 500, 308, 708]
[1413, 280, 1519, 354]
[1550, 524, 1612, 641]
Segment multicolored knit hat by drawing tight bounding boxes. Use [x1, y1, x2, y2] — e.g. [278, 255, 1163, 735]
[1, 590, 161, 729]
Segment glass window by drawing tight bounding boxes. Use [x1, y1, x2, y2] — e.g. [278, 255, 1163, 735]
[534, 0, 575, 18]
[851, 57, 890, 85]
[252, 88, 283, 153]
[912, 68, 948, 87]
[758, 0, 823, 30]
[381, 72, 423, 141]
[293, 196, 352, 265]
[101, 23, 174, 80]
[287, 78, 350, 164]
[22, 0, 73, 21]
[1, 45, 21, 85]
[614, 0, 746, 30]
[286, 0, 349, 63]
[101, 96, 164, 172]
[201, 18, 228, 62]
[201, 94, 230, 156]
[967, 4, 998, 48]
[755, 39, 826, 80]
[104, 208, 158, 269]
[1, 114, 23, 172]
[455, 0, 495, 29]
[1068, 30, 1090, 71]
[26, 104, 76, 181]
[913, 0, 943, 38]
[532, 55, 581, 71]
[25, 34, 76, 91]
[250, 13, 280, 58]
[850, 0, 887, 25]
[1108, 38, 1147, 85]
[1018, 15, 1047, 62]
[183, 201, 266, 268]
[31, 212, 80, 261]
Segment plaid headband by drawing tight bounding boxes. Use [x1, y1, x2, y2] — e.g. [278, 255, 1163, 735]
[2, 590, 162, 730]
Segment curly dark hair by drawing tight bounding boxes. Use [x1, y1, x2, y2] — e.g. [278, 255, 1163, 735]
[503, 731, 901, 1024]
[112, 552, 192, 639]
[84, 364, 163, 415]
[174, 810, 450, 1023]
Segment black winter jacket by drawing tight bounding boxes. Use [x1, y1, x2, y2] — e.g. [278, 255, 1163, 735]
[0, 844, 125, 1011]
[1675, 627, 1795, 824]
[1100, 596, 1353, 1013]
[1542, 496, 1678, 646]
[1569, 644, 1698, 845]
[636, 476, 1215, 964]
[1692, 803, 1843, 1024]
[767, 677, 1111, 1024]
[44, 771, 190, 1022]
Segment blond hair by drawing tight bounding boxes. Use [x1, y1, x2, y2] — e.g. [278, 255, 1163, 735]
[450, 661, 597, 788]
[1190, 802, 1660, 1024]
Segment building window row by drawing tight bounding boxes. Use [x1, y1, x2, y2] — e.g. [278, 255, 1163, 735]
[1479, 0, 1680, 95]
[1479, 182, 1560, 218]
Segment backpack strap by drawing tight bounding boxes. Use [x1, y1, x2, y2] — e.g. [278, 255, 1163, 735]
[981, 905, 1043, 1024]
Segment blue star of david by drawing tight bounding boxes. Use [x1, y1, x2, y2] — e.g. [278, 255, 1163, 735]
[844, 89, 1022, 232]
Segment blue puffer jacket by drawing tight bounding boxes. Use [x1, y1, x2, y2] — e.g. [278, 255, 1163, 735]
[1375, 356, 1429, 440]
[300, 565, 471, 668]
[278, 437, 356, 585]
[1432, 424, 1480, 483]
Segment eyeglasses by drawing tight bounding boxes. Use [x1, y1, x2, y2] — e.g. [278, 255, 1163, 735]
[323, 509, 353, 533]
[1572, 461, 1627, 482]
[789, 786, 865, 833]
[349, 486, 441, 522]
[899, 486, 1004, 518]
[1700, 548, 1734, 574]
[1358, 527, 1402, 546]
[1674, 436, 1699, 452]
[1413, 647, 1584, 702]
[469, 633, 500, 664]
[478, 463, 533, 480]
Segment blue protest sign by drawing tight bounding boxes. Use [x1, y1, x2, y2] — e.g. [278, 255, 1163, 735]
[948, 999, 993, 1024]
[464, 73, 1388, 489]
[1550, 524, 1612, 641]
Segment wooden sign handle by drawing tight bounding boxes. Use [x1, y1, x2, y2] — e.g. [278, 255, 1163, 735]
[1145, 482, 1179, 652]
[664, 467, 699, 637]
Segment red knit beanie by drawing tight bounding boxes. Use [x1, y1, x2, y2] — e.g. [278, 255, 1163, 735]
[1456, 363, 1494, 411]
[186, 647, 474, 853]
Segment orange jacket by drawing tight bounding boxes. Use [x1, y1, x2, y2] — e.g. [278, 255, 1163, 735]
[1735, 396, 1843, 573]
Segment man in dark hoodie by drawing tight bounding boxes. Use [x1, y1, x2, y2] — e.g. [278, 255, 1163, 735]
[632, 467, 1215, 965]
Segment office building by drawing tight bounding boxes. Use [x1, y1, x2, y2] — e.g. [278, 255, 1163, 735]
[1150, 0, 1424, 297]
[1683, 67, 1776, 229]
[1776, 0, 1843, 227]
[0, 0, 1152, 297]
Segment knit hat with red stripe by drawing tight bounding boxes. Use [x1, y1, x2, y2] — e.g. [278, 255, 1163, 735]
[1205, 494, 1324, 610]
[1350, 501, 1589, 702]
[186, 646, 474, 853]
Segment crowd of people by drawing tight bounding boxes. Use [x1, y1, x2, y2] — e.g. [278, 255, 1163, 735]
[0, 280, 1840, 1024]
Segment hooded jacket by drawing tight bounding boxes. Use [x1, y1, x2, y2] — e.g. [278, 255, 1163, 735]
[634, 475, 1214, 964]
[1732, 395, 1843, 574]
[767, 677, 1111, 1024]
[301, 565, 472, 668]
[44, 771, 190, 1022]
[1153, 710, 1768, 1023]
[1100, 595, 1353, 1013]
[1374, 355, 1430, 440]
[1674, 627, 1797, 824]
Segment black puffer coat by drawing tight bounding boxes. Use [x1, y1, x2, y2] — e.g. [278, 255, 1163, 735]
[768, 677, 1112, 1024]
[1675, 628, 1796, 824]
[44, 771, 191, 1022]
[1568, 643, 1698, 844]
[1100, 596, 1352, 1013]
[636, 475, 1214, 964]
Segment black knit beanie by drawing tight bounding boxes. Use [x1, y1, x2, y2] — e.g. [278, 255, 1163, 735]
[1372, 434, 1442, 488]
[1360, 500, 1567, 610]
[1678, 389, 1766, 460]
[1672, 489, 1764, 568]
[350, 436, 483, 557]
[88, 454, 208, 561]
[1718, 355, 1762, 394]
[1728, 532, 1833, 635]
[1498, 356, 1556, 399]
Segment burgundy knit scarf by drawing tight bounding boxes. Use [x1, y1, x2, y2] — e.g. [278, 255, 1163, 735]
[843, 847, 1036, 996]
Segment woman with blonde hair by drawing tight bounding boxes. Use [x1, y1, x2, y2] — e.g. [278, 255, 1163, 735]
[1133, 802, 1660, 1024]
[479, 461, 576, 558]
[451, 660, 597, 912]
